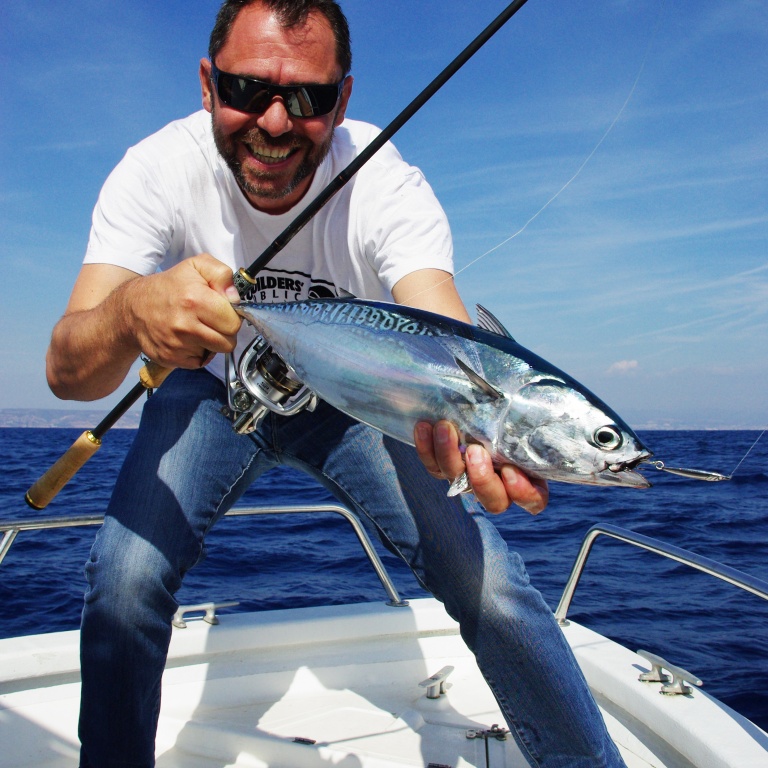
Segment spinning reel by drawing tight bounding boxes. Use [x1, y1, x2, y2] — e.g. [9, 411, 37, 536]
[224, 333, 317, 434]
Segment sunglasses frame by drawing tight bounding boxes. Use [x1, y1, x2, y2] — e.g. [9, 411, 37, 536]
[211, 63, 344, 119]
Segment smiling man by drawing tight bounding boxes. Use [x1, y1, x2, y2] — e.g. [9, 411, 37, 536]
[44, 2, 625, 766]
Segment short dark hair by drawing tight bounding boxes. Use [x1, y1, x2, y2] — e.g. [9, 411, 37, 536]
[209, 0, 352, 77]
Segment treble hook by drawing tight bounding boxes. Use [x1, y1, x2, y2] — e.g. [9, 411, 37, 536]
[643, 460, 731, 482]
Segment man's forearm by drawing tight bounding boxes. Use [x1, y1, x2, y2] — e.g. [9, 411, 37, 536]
[46, 285, 142, 401]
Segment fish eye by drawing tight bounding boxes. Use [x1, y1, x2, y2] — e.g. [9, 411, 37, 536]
[593, 425, 623, 451]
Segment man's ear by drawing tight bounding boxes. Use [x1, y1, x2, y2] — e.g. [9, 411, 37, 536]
[334, 75, 354, 127]
[199, 59, 214, 113]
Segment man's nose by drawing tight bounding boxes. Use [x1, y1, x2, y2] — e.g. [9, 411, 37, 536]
[256, 97, 294, 137]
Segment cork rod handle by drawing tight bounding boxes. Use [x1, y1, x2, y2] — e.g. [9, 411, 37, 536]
[25, 430, 102, 510]
[24, 362, 173, 509]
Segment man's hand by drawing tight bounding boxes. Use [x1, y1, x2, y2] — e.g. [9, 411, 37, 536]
[414, 420, 549, 515]
[123, 254, 242, 370]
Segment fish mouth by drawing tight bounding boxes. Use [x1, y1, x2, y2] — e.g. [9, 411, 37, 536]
[600, 451, 655, 488]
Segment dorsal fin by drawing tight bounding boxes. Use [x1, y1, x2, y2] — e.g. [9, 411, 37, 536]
[476, 305, 515, 340]
[454, 357, 504, 400]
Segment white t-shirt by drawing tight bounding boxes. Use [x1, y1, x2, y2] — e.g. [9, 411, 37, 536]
[84, 110, 454, 380]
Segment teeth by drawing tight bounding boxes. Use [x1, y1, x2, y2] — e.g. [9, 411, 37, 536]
[247, 144, 293, 162]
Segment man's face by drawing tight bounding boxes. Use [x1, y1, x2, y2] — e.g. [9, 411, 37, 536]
[200, 3, 352, 214]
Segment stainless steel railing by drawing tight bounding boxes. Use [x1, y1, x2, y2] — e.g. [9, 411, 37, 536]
[0, 504, 408, 608]
[555, 523, 768, 625]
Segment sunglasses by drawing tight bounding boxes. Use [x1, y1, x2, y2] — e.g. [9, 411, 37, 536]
[211, 63, 344, 118]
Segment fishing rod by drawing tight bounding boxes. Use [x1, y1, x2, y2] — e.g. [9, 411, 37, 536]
[25, 0, 532, 509]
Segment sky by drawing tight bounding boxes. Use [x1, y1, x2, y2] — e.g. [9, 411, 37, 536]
[2, 0, 767, 429]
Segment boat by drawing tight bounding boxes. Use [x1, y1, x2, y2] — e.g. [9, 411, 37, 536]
[1, 502, 767, 767]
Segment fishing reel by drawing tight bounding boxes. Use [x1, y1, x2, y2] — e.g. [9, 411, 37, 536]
[224, 333, 317, 434]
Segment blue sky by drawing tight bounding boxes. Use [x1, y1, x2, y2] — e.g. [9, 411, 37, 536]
[2, 0, 766, 429]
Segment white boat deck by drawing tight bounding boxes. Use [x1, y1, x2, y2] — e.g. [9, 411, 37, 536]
[1, 597, 766, 767]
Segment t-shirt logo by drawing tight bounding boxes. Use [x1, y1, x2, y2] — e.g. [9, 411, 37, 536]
[245, 269, 345, 303]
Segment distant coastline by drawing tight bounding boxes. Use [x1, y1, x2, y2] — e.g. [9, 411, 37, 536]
[0, 409, 140, 429]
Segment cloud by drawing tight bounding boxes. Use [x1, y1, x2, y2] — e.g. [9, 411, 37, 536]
[607, 360, 639, 375]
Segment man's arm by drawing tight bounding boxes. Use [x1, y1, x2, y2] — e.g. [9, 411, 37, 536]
[392, 268, 549, 515]
[47, 256, 241, 401]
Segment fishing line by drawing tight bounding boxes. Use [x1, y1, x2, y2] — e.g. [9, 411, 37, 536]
[402, 2, 665, 305]
[728, 428, 766, 478]
[453, 63, 647, 280]
[455, 4, 665, 282]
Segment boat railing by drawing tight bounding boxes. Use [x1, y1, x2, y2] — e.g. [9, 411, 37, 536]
[0, 504, 408, 608]
[555, 523, 768, 625]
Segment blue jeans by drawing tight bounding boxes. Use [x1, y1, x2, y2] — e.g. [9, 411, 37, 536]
[79, 369, 625, 768]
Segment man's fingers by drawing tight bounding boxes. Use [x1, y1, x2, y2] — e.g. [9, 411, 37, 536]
[465, 444, 510, 514]
[432, 421, 466, 480]
[414, 423, 443, 478]
[466, 450, 548, 515]
[198, 291, 243, 339]
[500, 465, 549, 515]
[192, 253, 241, 303]
[413, 421, 467, 481]
[177, 256, 242, 342]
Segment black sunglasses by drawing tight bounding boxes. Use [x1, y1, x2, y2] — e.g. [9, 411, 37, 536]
[211, 63, 343, 118]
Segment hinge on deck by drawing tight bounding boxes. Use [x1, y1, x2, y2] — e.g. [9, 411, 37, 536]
[466, 724, 509, 741]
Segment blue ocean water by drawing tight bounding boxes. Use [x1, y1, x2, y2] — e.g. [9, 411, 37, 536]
[1, 427, 766, 730]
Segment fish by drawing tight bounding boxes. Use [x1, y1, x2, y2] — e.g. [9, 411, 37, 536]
[236, 298, 653, 490]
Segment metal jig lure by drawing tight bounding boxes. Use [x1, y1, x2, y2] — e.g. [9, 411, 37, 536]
[643, 460, 731, 482]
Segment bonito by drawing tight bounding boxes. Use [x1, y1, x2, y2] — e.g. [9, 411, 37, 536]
[237, 299, 653, 489]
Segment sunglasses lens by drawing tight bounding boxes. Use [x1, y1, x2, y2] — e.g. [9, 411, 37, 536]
[214, 67, 341, 118]
[218, 73, 272, 114]
[284, 85, 340, 118]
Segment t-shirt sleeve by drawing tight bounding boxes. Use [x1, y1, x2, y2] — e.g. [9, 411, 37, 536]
[353, 143, 454, 291]
[83, 146, 175, 276]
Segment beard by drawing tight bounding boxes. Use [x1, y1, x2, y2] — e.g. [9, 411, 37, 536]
[211, 104, 335, 206]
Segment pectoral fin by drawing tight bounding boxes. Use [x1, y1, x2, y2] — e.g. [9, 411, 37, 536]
[454, 357, 504, 400]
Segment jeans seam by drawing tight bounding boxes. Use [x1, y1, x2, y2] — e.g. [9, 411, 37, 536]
[203, 441, 262, 539]
[480, 669, 542, 767]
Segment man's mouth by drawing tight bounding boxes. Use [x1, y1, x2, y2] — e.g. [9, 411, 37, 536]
[244, 142, 299, 165]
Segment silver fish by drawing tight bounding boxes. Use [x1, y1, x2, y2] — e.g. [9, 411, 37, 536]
[236, 299, 653, 489]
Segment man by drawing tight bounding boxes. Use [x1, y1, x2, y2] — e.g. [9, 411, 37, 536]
[46, 1, 625, 766]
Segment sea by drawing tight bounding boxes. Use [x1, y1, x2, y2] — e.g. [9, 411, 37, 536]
[1, 427, 766, 731]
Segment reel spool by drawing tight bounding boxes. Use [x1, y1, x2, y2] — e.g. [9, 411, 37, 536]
[225, 334, 317, 434]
